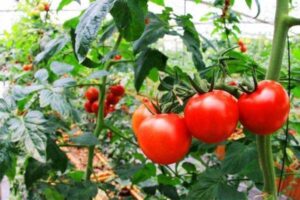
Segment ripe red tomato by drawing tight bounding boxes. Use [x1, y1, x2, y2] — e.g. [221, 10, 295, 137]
[85, 87, 99, 102]
[237, 39, 244, 46]
[137, 114, 191, 165]
[91, 101, 99, 114]
[106, 93, 120, 105]
[240, 45, 247, 53]
[184, 90, 239, 143]
[132, 100, 156, 136]
[84, 101, 93, 113]
[110, 85, 125, 96]
[238, 80, 290, 135]
[23, 64, 33, 71]
[114, 55, 122, 61]
[44, 3, 50, 12]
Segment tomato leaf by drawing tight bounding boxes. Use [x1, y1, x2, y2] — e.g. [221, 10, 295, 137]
[39, 89, 73, 119]
[34, 69, 49, 83]
[133, 12, 169, 54]
[221, 142, 257, 174]
[70, 132, 100, 146]
[34, 35, 69, 65]
[25, 158, 51, 188]
[245, 0, 252, 8]
[132, 163, 156, 184]
[110, 0, 148, 42]
[75, 0, 115, 63]
[0, 143, 15, 180]
[50, 61, 74, 75]
[99, 21, 117, 43]
[53, 77, 77, 87]
[8, 111, 47, 163]
[134, 48, 168, 91]
[188, 168, 246, 200]
[176, 15, 206, 71]
[46, 138, 68, 172]
[57, 0, 81, 11]
[150, 0, 164, 6]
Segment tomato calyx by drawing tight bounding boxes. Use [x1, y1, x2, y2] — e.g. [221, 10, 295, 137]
[238, 67, 258, 94]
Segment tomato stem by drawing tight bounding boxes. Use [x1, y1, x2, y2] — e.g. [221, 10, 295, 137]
[256, 0, 299, 199]
[85, 34, 123, 180]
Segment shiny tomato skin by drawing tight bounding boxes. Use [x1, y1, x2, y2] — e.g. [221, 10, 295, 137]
[184, 90, 239, 144]
[132, 100, 156, 136]
[110, 85, 125, 96]
[91, 101, 99, 114]
[240, 45, 247, 53]
[137, 114, 191, 165]
[238, 80, 290, 135]
[85, 87, 99, 102]
[106, 93, 120, 105]
[84, 101, 93, 113]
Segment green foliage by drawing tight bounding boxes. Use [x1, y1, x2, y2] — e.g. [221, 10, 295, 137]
[0, 0, 299, 199]
[110, 0, 148, 41]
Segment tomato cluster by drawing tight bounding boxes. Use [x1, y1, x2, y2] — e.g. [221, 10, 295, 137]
[84, 85, 125, 116]
[132, 80, 290, 165]
[238, 39, 247, 53]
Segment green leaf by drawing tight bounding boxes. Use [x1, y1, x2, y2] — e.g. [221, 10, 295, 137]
[115, 164, 144, 180]
[46, 138, 68, 172]
[159, 185, 180, 200]
[50, 61, 74, 75]
[43, 188, 64, 200]
[188, 169, 246, 200]
[133, 12, 169, 54]
[56, 181, 98, 200]
[182, 162, 196, 173]
[245, 0, 252, 8]
[75, 0, 115, 63]
[88, 70, 109, 79]
[70, 132, 100, 146]
[157, 174, 180, 186]
[221, 142, 257, 174]
[8, 111, 47, 162]
[53, 78, 77, 87]
[57, 0, 81, 11]
[132, 163, 156, 184]
[39, 89, 72, 118]
[25, 158, 50, 188]
[111, 0, 148, 41]
[34, 35, 69, 65]
[0, 143, 15, 180]
[134, 48, 168, 91]
[35, 69, 49, 83]
[150, 0, 164, 6]
[99, 21, 117, 43]
[176, 15, 205, 71]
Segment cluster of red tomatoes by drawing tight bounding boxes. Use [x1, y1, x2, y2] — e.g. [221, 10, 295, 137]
[238, 39, 247, 53]
[132, 80, 290, 165]
[84, 85, 125, 117]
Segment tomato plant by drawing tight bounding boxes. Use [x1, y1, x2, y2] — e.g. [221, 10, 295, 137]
[0, 0, 299, 199]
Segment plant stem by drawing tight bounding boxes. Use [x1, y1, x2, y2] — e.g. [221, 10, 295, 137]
[256, 1, 291, 199]
[104, 123, 139, 147]
[85, 34, 123, 180]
